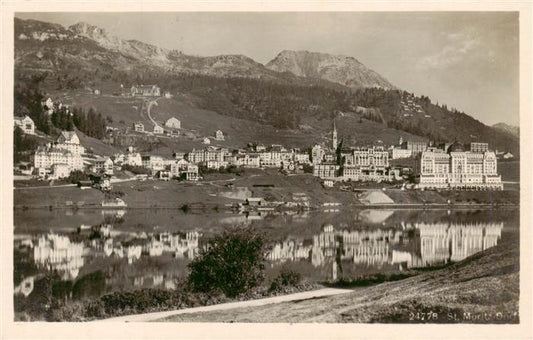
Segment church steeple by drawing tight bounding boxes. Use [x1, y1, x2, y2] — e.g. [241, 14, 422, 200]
[332, 119, 338, 150]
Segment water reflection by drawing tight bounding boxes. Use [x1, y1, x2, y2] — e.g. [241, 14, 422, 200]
[267, 221, 504, 280]
[33, 234, 84, 280]
[13, 209, 511, 305]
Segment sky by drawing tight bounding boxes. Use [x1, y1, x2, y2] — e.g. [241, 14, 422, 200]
[16, 12, 519, 126]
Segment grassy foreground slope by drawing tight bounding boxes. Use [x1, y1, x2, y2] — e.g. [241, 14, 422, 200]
[160, 234, 519, 323]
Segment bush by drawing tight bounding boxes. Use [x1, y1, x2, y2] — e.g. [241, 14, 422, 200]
[187, 228, 266, 297]
[121, 164, 151, 175]
[269, 268, 302, 292]
[68, 170, 88, 184]
[302, 164, 313, 174]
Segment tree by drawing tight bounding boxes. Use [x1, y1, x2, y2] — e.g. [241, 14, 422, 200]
[187, 228, 266, 297]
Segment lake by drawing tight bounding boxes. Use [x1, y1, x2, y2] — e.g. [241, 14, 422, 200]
[14, 208, 519, 310]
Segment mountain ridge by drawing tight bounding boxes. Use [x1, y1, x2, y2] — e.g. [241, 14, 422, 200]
[266, 50, 396, 89]
[13, 17, 519, 155]
[492, 122, 519, 138]
[15, 17, 393, 89]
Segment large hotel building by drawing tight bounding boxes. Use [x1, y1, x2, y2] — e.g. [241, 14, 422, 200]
[418, 142, 502, 190]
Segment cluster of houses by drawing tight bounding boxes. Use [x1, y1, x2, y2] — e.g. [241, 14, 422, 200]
[131, 118, 224, 145]
[128, 84, 161, 97]
[15, 108, 509, 191]
[133, 118, 181, 135]
[400, 92, 430, 118]
[311, 121, 399, 186]
[310, 121, 505, 190]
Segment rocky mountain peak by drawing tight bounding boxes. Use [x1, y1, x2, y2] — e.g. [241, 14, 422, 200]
[266, 50, 395, 89]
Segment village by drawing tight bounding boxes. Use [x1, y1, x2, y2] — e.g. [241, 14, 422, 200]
[13, 83, 515, 212]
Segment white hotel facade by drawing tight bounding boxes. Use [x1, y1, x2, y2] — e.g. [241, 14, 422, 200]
[418, 143, 502, 190]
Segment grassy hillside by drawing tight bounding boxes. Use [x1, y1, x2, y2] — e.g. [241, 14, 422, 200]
[36, 85, 429, 155]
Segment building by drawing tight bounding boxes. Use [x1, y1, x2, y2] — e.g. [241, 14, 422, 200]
[54, 131, 85, 155]
[234, 154, 260, 168]
[124, 152, 142, 167]
[293, 152, 310, 164]
[186, 147, 226, 165]
[351, 146, 390, 180]
[215, 130, 225, 141]
[142, 155, 166, 172]
[50, 163, 70, 179]
[418, 142, 502, 190]
[403, 140, 427, 154]
[42, 98, 54, 115]
[57, 131, 80, 145]
[206, 160, 228, 169]
[133, 122, 144, 132]
[470, 142, 489, 153]
[341, 165, 361, 180]
[313, 163, 340, 179]
[165, 117, 181, 129]
[391, 147, 412, 159]
[153, 125, 164, 134]
[14, 116, 35, 135]
[93, 157, 114, 175]
[33, 146, 83, 176]
[172, 151, 185, 160]
[203, 137, 211, 145]
[130, 84, 161, 97]
[170, 159, 199, 181]
[311, 145, 325, 164]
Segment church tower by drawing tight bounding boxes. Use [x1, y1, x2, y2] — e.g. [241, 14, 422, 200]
[332, 119, 338, 150]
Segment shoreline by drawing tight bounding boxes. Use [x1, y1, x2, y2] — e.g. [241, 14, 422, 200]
[13, 203, 520, 210]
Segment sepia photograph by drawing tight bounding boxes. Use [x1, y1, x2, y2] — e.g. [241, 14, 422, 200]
[2, 2, 532, 339]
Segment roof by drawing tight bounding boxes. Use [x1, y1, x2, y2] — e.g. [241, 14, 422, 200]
[133, 84, 159, 89]
[59, 131, 79, 143]
[14, 116, 31, 122]
[247, 197, 264, 202]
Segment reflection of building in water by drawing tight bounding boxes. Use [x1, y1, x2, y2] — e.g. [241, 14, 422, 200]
[311, 224, 337, 266]
[266, 221, 503, 271]
[268, 224, 404, 268]
[268, 240, 312, 263]
[101, 209, 126, 218]
[415, 222, 503, 266]
[168, 231, 200, 259]
[33, 234, 84, 280]
[341, 229, 401, 266]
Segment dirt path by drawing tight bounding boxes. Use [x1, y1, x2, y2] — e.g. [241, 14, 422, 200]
[146, 98, 162, 129]
[95, 288, 353, 323]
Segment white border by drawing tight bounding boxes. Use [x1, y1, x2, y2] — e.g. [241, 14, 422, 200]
[1, 1, 531, 339]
